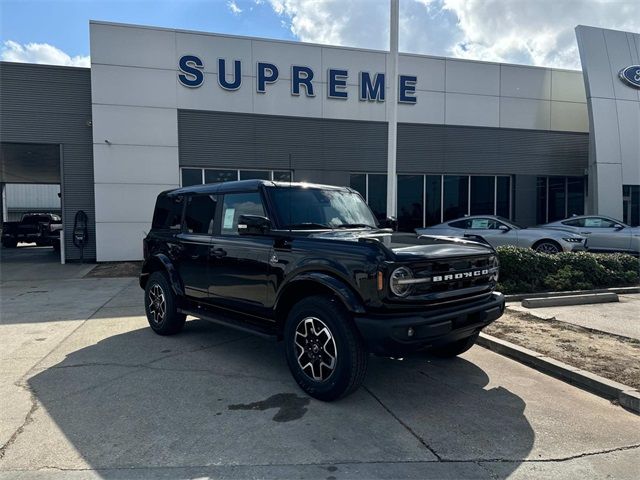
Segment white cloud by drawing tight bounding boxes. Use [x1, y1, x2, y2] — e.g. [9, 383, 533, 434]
[266, 0, 640, 69]
[1, 40, 90, 67]
[228, 0, 243, 15]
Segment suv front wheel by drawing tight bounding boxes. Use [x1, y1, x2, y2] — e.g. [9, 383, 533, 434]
[144, 271, 186, 335]
[284, 295, 368, 401]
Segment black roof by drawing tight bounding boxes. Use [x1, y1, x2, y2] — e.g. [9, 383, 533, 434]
[166, 180, 352, 196]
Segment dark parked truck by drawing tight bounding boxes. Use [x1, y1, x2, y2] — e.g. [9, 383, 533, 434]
[140, 180, 504, 400]
[1, 213, 62, 250]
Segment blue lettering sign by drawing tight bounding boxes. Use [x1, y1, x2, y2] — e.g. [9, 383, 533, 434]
[178, 55, 204, 88]
[359, 72, 385, 101]
[257, 62, 279, 93]
[291, 65, 315, 96]
[218, 59, 242, 90]
[328, 69, 348, 99]
[399, 75, 417, 103]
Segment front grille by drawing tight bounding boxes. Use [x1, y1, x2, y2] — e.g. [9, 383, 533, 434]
[409, 256, 496, 295]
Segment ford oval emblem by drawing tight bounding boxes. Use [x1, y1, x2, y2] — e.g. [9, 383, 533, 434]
[619, 65, 640, 89]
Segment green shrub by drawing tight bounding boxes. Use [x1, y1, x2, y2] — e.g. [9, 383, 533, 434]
[495, 246, 640, 294]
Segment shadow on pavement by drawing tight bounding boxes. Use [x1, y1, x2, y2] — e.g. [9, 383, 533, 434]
[26, 320, 534, 476]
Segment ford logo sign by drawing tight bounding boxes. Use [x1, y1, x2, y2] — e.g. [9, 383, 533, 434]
[619, 65, 640, 89]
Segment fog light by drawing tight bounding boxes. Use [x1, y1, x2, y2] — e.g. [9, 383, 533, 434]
[407, 327, 415, 337]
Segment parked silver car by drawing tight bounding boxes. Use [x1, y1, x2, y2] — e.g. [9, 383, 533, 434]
[542, 215, 640, 254]
[416, 215, 586, 254]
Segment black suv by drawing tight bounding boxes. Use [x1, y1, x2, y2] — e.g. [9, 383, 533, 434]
[141, 180, 504, 400]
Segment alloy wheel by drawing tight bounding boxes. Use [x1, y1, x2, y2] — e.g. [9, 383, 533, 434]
[294, 316, 337, 382]
[148, 283, 166, 324]
[535, 242, 560, 254]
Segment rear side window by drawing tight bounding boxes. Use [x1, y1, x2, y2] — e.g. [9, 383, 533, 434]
[152, 194, 184, 230]
[562, 219, 584, 227]
[221, 192, 265, 235]
[449, 220, 469, 229]
[184, 194, 217, 235]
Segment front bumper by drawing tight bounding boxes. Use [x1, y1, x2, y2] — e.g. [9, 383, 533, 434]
[354, 292, 505, 356]
[561, 240, 587, 252]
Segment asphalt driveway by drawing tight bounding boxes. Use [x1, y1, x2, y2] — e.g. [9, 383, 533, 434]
[1, 271, 639, 478]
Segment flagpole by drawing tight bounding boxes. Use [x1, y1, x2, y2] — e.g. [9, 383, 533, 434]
[386, 0, 399, 219]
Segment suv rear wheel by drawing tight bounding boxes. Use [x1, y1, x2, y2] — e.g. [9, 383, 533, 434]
[429, 332, 479, 358]
[284, 295, 368, 401]
[144, 272, 186, 335]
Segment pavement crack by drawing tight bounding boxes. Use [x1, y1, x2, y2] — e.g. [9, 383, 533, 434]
[363, 385, 443, 461]
[0, 382, 38, 460]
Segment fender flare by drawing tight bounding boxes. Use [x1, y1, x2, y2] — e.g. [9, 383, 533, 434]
[140, 253, 185, 297]
[275, 271, 366, 315]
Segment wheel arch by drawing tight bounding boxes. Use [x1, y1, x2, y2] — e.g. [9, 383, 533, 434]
[274, 272, 366, 331]
[140, 254, 185, 297]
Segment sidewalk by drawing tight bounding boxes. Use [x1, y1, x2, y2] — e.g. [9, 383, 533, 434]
[507, 294, 640, 341]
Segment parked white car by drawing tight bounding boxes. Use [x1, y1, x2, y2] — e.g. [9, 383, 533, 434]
[416, 215, 587, 254]
[542, 215, 640, 254]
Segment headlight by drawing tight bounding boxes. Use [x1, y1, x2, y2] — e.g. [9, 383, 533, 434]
[491, 255, 500, 282]
[390, 267, 413, 297]
[562, 237, 583, 243]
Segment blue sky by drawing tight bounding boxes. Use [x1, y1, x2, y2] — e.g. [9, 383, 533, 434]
[0, 0, 295, 60]
[1, 0, 639, 70]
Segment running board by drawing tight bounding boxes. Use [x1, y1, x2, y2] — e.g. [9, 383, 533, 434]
[178, 307, 278, 340]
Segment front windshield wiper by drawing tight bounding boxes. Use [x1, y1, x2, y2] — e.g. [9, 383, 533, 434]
[283, 222, 331, 230]
[335, 223, 375, 229]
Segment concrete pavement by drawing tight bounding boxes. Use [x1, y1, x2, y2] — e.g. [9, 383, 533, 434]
[0, 245, 94, 283]
[508, 293, 640, 340]
[1, 262, 640, 478]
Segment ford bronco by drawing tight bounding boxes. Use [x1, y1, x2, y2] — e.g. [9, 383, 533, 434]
[141, 180, 504, 400]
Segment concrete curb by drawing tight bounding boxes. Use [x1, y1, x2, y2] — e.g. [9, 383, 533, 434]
[504, 286, 640, 302]
[521, 292, 619, 308]
[477, 333, 640, 415]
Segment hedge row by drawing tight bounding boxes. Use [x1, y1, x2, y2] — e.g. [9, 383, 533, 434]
[495, 246, 640, 294]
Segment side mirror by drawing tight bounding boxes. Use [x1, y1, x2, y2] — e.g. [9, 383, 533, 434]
[238, 215, 271, 235]
[613, 224, 624, 230]
[498, 225, 510, 232]
[379, 216, 398, 231]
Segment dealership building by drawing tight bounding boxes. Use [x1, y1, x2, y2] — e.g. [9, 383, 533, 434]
[0, 21, 638, 262]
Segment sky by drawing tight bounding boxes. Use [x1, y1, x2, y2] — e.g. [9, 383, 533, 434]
[1, 0, 639, 70]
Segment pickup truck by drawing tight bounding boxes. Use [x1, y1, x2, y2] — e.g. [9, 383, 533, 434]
[140, 180, 504, 400]
[1, 213, 62, 250]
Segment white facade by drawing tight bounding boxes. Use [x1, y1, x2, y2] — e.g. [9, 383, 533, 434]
[90, 21, 590, 261]
[576, 25, 640, 219]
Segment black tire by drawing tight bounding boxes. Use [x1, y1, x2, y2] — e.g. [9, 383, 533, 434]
[284, 295, 368, 401]
[2, 238, 17, 248]
[144, 271, 186, 335]
[52, 240, 60, 253]
[534, 240, 561, 254]
[429, 332, 479, 358]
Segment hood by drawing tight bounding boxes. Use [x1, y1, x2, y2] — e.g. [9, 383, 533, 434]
[308, 230, 494, 259]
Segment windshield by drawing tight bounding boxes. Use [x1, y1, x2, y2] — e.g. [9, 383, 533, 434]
[267, 187, 378, 229]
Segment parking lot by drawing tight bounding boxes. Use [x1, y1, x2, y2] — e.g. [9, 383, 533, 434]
[1, 249, 640, 479]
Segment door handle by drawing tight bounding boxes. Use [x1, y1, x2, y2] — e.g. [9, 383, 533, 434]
[580, 231, 592, 235]
[210, 247, 227, 258]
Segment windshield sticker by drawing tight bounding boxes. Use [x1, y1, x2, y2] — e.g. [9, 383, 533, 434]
[223, 208, 235, 229]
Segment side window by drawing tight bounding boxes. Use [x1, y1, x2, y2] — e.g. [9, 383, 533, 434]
[221, 192, 265, 235]
[184, 195, 217, 235]
[469, 218, 494, 229]
[562, 219, 584, 227]
[584, 217, 615, 228]
[152, 194, 184, 230]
